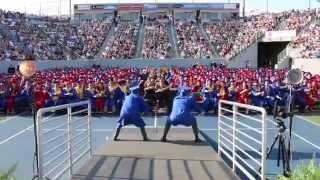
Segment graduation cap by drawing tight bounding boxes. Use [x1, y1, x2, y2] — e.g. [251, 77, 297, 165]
[129, 85, 140, 94]
[180, 86, 191, 96]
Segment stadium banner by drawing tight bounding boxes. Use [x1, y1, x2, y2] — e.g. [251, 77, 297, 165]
[262, 30, 296, 42]
[104, 5, 116, 10]
[92, 5, 105, 10]
[224, 3, 238, 9]
[144, 4, 158, 10]
[118, 4, 144, 11]
[77, 4, 91, 11]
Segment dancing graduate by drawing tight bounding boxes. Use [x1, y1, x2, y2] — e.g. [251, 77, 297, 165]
[161, 86, 202, 142]
[113, 85, 149, 141]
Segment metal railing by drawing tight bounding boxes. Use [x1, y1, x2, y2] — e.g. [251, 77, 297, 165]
[218, 100, 267, 180]
[36, 100, 92, 180]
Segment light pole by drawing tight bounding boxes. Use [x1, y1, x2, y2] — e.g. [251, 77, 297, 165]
[69, 0, 72, 20]
[243, 0, 246, 17]
[267, 0, 269, 14]
[309, 0, 311, 9]
[19, 60, 38, 179]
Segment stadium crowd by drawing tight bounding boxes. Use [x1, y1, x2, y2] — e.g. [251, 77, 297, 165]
[49, 20, 111, 59]
[102, 23, 139, 59]
[175, 20, 213, 59]
[204, 14, 279, 58]
[1, 8, 320, 60]
[0, 65, 319, 114]
[291, 23, 320, 58]
[0, 9, 111, 60]
[142, 16, 172, 59]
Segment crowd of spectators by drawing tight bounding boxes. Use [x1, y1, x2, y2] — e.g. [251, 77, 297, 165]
[175, 20, 213, 59]
[291, 22, 320, 58]
[0, 10, 69, 60]
[0, 9, 111, 60]
[102, 23, 139, 59]
[281, 9, 317, 31]
[2, 8, 320, 60]
[142, 16, 172, 59]
[0, 65, 319, 114]
[204, 14, 280, 59]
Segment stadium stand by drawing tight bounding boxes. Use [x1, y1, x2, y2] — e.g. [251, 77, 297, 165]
[1, 8, 320, 60]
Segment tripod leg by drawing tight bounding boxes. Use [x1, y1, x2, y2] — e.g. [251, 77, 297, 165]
[259, 135, 280, 173]
[277, 134, 281, 167]
[280, 137, 287, 176]
[266, 135, 279, 158]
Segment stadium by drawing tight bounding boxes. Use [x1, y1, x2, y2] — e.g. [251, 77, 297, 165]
[0, 0, 320, 180]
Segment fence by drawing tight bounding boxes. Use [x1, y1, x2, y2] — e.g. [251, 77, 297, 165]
[218, 100, 267, 180]
[36, 100, 92, 180]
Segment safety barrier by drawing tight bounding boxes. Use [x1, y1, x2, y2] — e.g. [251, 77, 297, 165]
[36, 101, 92, 180]
[218, 100, 267, 180]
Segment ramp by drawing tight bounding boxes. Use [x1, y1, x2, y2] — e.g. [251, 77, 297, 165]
[72, 128, 237, 180]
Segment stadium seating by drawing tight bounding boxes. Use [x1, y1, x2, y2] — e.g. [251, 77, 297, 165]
[1, 9, 320, 60]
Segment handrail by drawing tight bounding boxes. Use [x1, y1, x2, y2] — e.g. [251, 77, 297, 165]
[218, 100, 267, 180]
[36, 100, 92, 180]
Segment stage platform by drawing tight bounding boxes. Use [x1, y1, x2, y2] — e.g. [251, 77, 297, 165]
[72, 128, 238, 180]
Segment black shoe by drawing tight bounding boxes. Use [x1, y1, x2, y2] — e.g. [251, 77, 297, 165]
[161, 137, 167, 142]
[194, 138, 202, 142]
[143, 137, 149, 141]
[113, 136, 119, 141]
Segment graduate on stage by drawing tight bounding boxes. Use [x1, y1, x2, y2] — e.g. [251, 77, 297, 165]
[113, 85, 149, 141]
[161, 86, 202, 142]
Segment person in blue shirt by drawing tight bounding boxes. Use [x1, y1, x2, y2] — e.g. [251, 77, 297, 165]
[161, 86, 202, 142]
[113, 85, 149, 141]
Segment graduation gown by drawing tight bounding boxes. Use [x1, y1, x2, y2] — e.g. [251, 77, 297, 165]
[117, 94, 149, 128]
[168, 95, 202, 126]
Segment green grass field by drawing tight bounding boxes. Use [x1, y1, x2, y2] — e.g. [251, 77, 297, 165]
[0, 117, 6, 122]
[302, 112, 320, 125]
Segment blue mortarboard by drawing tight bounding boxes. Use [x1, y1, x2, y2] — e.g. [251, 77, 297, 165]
[180, 86, 191, 95]
[129, 85, 140, 92]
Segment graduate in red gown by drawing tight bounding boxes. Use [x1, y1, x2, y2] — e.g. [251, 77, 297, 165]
[6, 79, 18, 114]
[34, 84, 49, 109]
[305, 82, 316, 111]
[95, 83, 105, 113]
[238, 82, 249, 104]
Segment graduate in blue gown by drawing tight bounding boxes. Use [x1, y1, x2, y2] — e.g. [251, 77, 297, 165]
[0, 82, 6, 110]
[251, 83, 265, 106]
[161, 86, 202, 142]
[201, 87, 217, 113]
[113, 85, 149, 141]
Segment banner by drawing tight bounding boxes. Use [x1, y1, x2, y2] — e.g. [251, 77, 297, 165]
[77, 4, 91, 11]
[263, 30, 296, 42]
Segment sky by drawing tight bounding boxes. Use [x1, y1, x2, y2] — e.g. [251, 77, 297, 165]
[0, 0, 320, 16]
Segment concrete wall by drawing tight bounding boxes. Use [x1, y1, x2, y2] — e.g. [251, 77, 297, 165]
[292, 58, 320, 75]
[0, 58, 226, 73]
[226, 41, 258, 68]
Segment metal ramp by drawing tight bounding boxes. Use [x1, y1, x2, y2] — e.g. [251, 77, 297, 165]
[72, 128, 238, 180]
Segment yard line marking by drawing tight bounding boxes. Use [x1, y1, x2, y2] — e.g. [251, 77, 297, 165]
[295, 115, 320, 127]
[292, 132, 320, 151]
[0, 113, 26, 125]
[0, 124, 34, 145]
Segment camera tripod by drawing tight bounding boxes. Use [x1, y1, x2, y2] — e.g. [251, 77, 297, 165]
[265, 118, 291, 176]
